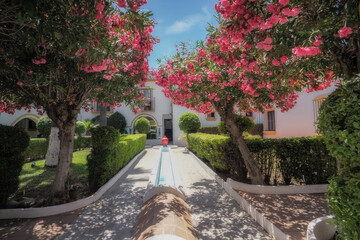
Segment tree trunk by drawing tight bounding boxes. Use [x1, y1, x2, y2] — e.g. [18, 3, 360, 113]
[99, 104, 107, 126]
[51, 122, 76, 200]
[215, 104, 264, 185]
[45, 122, 60, 167]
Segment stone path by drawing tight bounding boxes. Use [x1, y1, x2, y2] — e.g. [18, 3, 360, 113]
[56, 149, 157, 240]
[2, 147, 271, 240]
[172, 148, 271, 240]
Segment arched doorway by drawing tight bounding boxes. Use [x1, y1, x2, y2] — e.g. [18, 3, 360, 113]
[131, 115, 160, 139]
[14, 118, 39, 138]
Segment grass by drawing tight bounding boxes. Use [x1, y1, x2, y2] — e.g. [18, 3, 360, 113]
[13, 150, 91, 200]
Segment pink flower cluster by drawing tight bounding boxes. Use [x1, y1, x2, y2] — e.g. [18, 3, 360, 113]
[32, 58, 47, 64]
[338, 27, 352, 38]
[292, 46, 321, 57]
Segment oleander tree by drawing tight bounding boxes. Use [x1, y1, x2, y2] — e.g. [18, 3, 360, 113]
[155, 0, 354, 184]
[0, 0, 156, 200]
[215, 0, 360, 237]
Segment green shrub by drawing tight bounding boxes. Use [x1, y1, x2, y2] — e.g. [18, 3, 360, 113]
[75, 121, 86, 137]
[23, 138, 48, 160]
[22, 137, 91, 161]
[108, 112, 127, 133]
[250, 124, 263, 137]
[217, 121, 228, 134]
[217, 115, 255, 135]
[0, 125, 30, 208]
[87, 126, 145, 192]
[36, 116, 52, 138]
[198, 126, 220, 134]
[179, 112, 201, 134]
[188, 133, 336, 185]
[135, 117, 150, 134]
[318, 77, 360, 239]
[74, 136, 91, 150]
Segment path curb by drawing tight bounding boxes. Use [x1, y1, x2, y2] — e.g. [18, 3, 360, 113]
[0, 150, 146, 219]
[188, 150, 290, 240]
[229, 179, 327, 195]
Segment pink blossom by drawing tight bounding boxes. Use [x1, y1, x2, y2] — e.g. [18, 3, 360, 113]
[268, 15, 280, 25]
[272, 59, 280, 66]
[28, 70, 33, 74]
[117, 0, 126, 8]
[39, 58, 46, 64]
[103, 75, 112, 80]
[257, 38, 272, 51]
[267, 4, 281, 14]
[44, 14, 49, 18]
[292, 46, 321, 56]
[338, 27, 352, 38]
[280, 56, 287, 63]
[313, 39, 323, 46]
[282, 8, 301, 17]
[279, 0, 289, 6]
[279, 16, 288, 24]
[17, 81, 23, 86]
[96, 2, 105, 12]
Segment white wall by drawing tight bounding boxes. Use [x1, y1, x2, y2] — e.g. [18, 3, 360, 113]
[263, 83, 337, 139]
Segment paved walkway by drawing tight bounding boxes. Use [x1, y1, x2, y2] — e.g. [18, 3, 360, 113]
[56, 149, 157, 240]
[2, 147, 271, 240]
[172, 148, 271, 240]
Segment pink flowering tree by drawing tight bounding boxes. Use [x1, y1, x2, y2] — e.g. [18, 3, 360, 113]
[155, 0, 344, 184]
[0, 0, 156, 200]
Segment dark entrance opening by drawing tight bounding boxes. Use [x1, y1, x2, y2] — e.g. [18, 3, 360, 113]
[164, 119, 173, 142]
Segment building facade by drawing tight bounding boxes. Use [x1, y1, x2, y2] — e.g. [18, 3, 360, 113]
[0, 81, 337, 145]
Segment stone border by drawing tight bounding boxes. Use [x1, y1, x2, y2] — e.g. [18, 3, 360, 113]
[229, 179, 327, 195]
[0, 150, 146, 219]
[307, 215, 335, 240]
[143, 147, 185, 203]
[145, 234, 186, 240]
[188, 150, 290, 240]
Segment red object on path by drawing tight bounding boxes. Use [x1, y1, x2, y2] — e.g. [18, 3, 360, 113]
[162, 136, 169, 146]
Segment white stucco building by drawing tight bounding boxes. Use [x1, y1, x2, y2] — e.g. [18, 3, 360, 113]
[0, 80, 337, 146]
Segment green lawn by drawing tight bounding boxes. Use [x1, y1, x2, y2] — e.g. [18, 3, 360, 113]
[14, 150, 90, 199]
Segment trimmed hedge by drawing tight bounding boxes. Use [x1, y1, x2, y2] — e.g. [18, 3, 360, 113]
[198, 126, 220, 135]
[23, 138, 49, 160]
[23, 136, 91, 161]
[87, 126, 146, 192]
[188, 133, 337, 185]
[0, 125, 30, 208]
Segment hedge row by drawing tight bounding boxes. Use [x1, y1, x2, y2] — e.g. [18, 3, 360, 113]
[23, 136, 92, 161]
[188, 133, 337, 185]
[87, 126, 146, 192]
[0, 125, 30, 208]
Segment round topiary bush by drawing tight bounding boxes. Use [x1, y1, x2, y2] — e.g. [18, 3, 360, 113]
[318, 76, 360, 239]
[108, 112, 127, 133]
[135, 117, 151, 134]
[0, 125, 30, 208]
[179, 112, 201, 134]
[75, 121, 86, 137]
[217, 115, 254, 134]
[36, 116, 52, 138]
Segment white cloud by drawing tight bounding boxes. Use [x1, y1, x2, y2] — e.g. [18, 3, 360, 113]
[165, 6, 212, 35]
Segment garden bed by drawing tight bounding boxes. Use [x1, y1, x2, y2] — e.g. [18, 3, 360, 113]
[8, 150, 91, 208]
[236, 191, 330, 240]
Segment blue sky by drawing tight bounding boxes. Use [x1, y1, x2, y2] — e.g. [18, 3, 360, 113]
[142, 0, 218, 70]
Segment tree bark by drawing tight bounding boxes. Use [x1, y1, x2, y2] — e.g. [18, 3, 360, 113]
[51, 121, 76, 200]
[99, 104, 107, 127]
[215, 104, 264, 185]
[45, 122, 60, 167]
